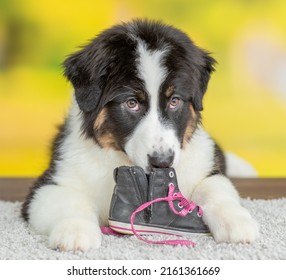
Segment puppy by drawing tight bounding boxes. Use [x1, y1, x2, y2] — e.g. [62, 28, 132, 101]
[22, 19, 259, 251]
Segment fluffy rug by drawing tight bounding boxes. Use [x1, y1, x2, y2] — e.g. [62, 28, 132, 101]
[0, 199, 285, 260]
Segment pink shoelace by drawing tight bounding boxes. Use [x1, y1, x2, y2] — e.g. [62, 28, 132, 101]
[130, 183, 202, 246]
[101, 183, 203, 246]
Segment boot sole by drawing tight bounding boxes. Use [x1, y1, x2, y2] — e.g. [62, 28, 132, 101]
[108, 220, 210, 236]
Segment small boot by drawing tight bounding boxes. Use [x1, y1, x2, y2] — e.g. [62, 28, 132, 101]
[108, 166, 209, 238]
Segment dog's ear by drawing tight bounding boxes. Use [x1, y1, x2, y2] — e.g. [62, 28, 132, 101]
[192, 51, 216, 111]
[63, 44, 109, 112]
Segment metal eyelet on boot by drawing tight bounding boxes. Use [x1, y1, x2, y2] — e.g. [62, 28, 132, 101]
[169, 171, 174, 178]
[197, 212, 202, 218]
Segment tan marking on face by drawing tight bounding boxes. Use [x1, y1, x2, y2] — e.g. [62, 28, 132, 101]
[136, 91, 146, 102]
[96, 132, 121, 150]
[165, 85, 174, 98]
[182, 105, 197, 149]
[94, 108, 120, 150]
[94, 108, 107, 130]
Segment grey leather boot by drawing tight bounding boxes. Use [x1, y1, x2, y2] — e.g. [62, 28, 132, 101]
[108, 166, 209, 236]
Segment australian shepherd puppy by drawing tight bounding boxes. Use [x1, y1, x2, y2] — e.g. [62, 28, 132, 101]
[22, 19, 259, 251]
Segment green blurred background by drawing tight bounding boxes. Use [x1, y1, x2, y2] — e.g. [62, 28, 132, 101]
[1, 0, 286, 177]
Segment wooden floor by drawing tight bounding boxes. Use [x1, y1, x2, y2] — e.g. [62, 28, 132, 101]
[0, 177, 286, 201]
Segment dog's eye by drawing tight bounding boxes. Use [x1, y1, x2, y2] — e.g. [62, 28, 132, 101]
[169, 96, 181, 110]
[126, 98, 140, 112]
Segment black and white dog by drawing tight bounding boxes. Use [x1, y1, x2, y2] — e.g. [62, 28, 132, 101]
[22, 19, 259, 251]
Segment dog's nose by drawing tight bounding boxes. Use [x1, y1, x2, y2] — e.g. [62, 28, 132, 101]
[148, 153, 174, 168]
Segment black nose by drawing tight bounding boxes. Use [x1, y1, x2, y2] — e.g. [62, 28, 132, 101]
[148, 153, 174, 168]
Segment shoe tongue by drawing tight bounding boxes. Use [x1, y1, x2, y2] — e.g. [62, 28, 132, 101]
[149, 167, 179, 198]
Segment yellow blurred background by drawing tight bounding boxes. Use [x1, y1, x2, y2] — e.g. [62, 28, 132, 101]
[1, 0, 286, 177]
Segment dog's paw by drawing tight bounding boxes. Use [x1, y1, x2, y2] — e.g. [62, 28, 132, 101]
[49, 218, 102, 252]
[206, 206, 259, 244]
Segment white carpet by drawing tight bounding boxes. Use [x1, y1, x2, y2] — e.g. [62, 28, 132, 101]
[0, 199, 285, 260]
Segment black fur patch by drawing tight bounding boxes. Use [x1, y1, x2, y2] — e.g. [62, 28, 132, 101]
[208, 143, 226, 176]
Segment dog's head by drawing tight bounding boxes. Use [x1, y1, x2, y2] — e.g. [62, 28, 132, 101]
[64, 19, 216, 172]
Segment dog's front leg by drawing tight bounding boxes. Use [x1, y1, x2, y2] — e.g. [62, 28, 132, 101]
[191, 175, 259, 243]
[27, 184, 102, 251]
